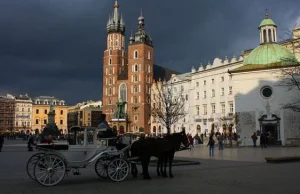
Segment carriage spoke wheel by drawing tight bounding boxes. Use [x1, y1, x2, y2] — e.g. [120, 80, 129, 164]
[95, 155, 110, 178]
[107, 158, 129, 182]
[33, 154, 66, 187]
[26, 153, 45, 181]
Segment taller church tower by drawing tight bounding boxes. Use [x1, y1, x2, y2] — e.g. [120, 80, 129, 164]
[102, 0, 127, 121]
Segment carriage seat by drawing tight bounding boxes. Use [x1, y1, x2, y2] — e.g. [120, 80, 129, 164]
[36, 143, 69, 150]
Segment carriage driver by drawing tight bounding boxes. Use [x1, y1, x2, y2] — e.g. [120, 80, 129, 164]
[97, 114, 117, 137]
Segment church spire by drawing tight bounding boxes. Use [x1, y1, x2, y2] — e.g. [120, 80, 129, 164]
[106, 0, 125, 35]
[129, 9, 153, 46]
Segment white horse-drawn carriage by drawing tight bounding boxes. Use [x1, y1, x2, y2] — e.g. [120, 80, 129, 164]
[26, 126, 132, 186]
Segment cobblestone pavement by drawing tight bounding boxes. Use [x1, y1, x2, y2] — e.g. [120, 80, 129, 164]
[1, 142, 300, 194]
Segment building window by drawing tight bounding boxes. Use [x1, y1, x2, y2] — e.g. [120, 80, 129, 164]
[185, 95, 189, 101]
[22, 108, 24, 112]
[108, 99, 112, 105]
[35, 119, 38, 124]
[148, 65, 151, 73]
[229, 102, 233, 113]
[147, 51, 151, 60]
[134, 86, 138, 93]
[60, 120, 63, 125]
[204, 80, 206, 85]
[211, 79, 215, 84]
[60, 110, 63, 115]
[221, 103, 225, 113]
[221, 76, 224, 82]
[196, 106, 200, 115]
[211, 89, 215, 97]
[134, 64, 138, 72]
[44, 110, 47, 114]
[44, 119, 47, 124]
[203, 91, 206, 98]
[203, 105, 207, 115]
[211, 103, 215, 114]
[134, 75, 138, 82]
[196, 92, 199, 99]
[109, 67, 113, 75]
[196, 82, 199, 87]
[133, 97, 138, 103]
[147, 75, 151, 83]
[53, 110, 55, 114]
[108, 88, 112, 96]
[36, 109, 39, 114]
[229, 86, 232, 95]
[109, 49, 112, 55]
[221, 88, 224, 96]
[109, 58, 112, 65]
[16, 121, 18, 126]
[181, 85, 184, 91]
[119, 83, 127, 101]
[134, 115, 138, 121]
[134, 50, 138, 58]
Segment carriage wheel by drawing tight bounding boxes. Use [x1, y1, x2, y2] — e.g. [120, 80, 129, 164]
[95, 154, 110, 178]
[26, 153, 45, 181]
[33, 154, 66, 187]
[107, 158, 129, 182]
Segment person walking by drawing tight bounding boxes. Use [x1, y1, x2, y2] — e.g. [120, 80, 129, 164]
[0, 133, 4, 152]
[207, 135, 215, 157]
[251, 132, 258, 147]
[218, 134, 224, 150]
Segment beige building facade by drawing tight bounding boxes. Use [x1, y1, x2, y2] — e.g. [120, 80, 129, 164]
[14, 94, 33, 132]
[32, 96, 68, 133]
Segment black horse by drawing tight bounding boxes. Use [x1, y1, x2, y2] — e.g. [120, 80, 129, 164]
[130, 130, 189, 179]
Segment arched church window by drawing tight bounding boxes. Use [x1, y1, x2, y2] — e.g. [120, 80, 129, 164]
[119, 83, 127, 102]
[109, 78, 113, 85]
[263, 29, 267, 43]
[134, 64, 138, 72]
[268, 29, 272, 42]
[109, 50, 112, 56]
[115, 41, 118, 46]
[134, 50, 138, 58]
[109, 67, 113, 75]
[147, 51, 151, 60]
[109, 58, 112, 65]
[108, 88, 112, 95]
[273, 29, 275, 42]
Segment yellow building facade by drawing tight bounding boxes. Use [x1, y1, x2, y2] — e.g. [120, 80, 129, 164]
[32, 96, 68, 133]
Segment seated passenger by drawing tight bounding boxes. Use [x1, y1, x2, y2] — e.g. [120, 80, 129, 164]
[97, 114, 117, 138]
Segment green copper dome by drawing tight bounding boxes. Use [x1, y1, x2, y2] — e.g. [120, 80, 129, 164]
[244, 43, 298, 66]
[259, 14, 276, 28]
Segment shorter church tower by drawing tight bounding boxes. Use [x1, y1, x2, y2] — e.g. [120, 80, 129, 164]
[127, 10, 154, 133]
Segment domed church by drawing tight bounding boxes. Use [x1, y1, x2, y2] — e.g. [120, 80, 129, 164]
[230, 13, 300, 146]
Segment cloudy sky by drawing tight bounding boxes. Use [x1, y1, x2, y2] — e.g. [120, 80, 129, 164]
[0, 0, 299, 104]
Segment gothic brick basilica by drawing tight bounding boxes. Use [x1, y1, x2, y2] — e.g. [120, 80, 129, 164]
[102, 1, 175, 134]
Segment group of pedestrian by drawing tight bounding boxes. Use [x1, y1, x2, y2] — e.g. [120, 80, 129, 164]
[251, 132, 267, 148]
[207, 133, 225, 156]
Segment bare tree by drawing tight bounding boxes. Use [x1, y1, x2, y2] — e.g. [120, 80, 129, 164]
[218, 114, 237, 147]
[150, 80, 186, 135]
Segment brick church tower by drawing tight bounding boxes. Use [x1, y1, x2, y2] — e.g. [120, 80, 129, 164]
[102, 1, 153, 134]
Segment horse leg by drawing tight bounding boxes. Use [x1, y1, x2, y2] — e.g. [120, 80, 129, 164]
[160, 155, 164, 176]
[168, 152, 175, 178]
[157, 157, 161, 176]
[163, 154, 168, 177]
[142, 156, 151, 180]
[131, 163, 138, 178]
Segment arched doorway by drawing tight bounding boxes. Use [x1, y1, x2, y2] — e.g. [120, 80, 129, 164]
[119, 126, 125, 134]
[153, 126, 156, 133]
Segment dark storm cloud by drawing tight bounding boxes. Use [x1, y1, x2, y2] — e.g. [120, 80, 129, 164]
[0, 0, 299, 104]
